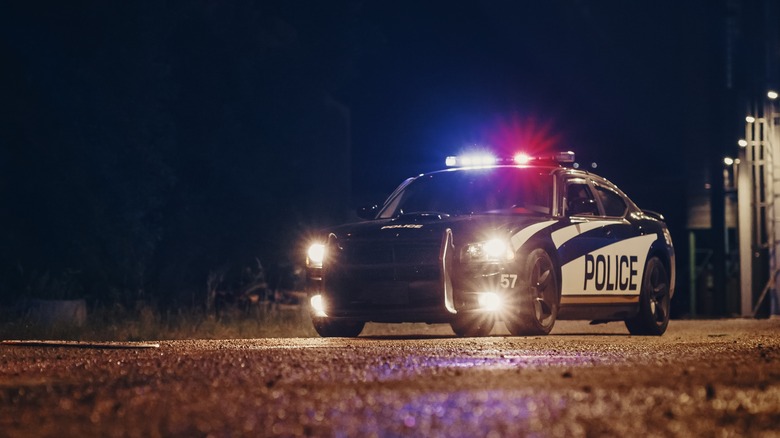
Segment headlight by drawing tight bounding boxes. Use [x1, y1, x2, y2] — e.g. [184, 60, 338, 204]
[307, 243, 325, 268]
[483, 239, 508, 258]
[462, 238, 514, 262]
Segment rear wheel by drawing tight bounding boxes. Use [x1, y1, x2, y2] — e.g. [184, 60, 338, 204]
[450, 312, 495, 337]
[505, 248, 559, 336]
[311, 317, 365, 338]
[625, 256, 670, 336]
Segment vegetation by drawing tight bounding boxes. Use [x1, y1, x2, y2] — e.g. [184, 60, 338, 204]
[0, 1, 364, 310]
[0, 302, 316, 341]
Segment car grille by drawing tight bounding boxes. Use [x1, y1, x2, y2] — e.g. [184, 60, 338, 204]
[338, 240, 440, 269]
[325, 238, 442, 310]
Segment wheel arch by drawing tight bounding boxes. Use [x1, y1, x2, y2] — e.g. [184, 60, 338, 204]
[646, 237, 675, 298]
[505, 237, 561, 336]
[516, 237, 562, 296]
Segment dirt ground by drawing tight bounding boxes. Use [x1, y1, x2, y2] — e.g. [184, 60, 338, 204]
[1, 319, 779, 437]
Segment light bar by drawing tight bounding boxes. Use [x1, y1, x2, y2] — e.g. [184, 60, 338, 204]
[445, 151, 576, 167]
[513, 153, 531, 165]
[553, 151, 576, 163]
[445, 154, 497, 167]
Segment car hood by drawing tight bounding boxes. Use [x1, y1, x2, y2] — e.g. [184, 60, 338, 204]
[326, 214, 552, 245]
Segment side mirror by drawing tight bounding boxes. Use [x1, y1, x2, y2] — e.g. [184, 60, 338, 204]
[356, 205, 379, 220]
[568, 198, 599, 216]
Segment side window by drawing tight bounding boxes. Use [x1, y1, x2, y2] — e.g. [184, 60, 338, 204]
[595, 185, 627, 217]
[565, 180, 599, 216]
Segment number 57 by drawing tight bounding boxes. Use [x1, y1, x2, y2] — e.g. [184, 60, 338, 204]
[500, 274, 518, 289]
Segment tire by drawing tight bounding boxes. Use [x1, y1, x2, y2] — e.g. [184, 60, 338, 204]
[625, 256, 670, 336]
[505, 248, 560, 336]
[311, 317, 365, 338]
[450, 312, 495, 337]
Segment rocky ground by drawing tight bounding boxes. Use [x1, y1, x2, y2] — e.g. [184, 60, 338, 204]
[1, 319, 779, 437]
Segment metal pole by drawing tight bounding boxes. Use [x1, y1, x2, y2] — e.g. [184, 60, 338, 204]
[689, 231, 697, 317]
[769, 96, 780, 316]
[738, 134, 752, 316]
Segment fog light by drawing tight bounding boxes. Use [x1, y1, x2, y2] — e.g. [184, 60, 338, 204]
[310, 294, 327, 317]
[477, 292, 502, 311]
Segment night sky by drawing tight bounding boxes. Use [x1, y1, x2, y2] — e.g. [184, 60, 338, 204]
[0, 1, 700, 306]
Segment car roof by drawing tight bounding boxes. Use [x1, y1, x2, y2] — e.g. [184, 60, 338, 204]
[422, 164, 564, 177]
[418, 165, 637, 208]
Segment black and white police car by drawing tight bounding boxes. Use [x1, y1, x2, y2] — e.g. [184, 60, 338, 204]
[306, 152, 675, 337]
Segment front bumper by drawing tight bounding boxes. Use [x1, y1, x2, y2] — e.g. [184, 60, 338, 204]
[306, 229, 518, 323]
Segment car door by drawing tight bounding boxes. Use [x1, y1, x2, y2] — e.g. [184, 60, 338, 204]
[587, 179, 656, 296]
[554, 176, 624, 298]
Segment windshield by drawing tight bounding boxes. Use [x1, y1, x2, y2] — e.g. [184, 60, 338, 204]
[378, 167, 553, 218]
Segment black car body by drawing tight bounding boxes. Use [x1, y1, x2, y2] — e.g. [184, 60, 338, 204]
[306, 155, 675, 337]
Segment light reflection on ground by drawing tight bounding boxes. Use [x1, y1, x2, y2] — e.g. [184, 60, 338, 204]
[324, 348, 593, 435]
[427, 352, 604, 370]
[328, 389, 567, 437]
[364, 349, 604, 383]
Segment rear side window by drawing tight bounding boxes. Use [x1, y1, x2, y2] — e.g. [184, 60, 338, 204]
[595, 185, 627, 217]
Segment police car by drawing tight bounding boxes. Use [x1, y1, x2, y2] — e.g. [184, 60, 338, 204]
[306, 152, 675, 337]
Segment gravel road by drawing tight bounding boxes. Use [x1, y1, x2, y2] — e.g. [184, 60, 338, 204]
[1, 319, 779, 437]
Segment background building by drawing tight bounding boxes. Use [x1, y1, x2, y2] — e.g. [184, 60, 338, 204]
[685, 0, 780, 317]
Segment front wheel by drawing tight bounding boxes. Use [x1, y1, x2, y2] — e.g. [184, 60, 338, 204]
[505, 248, 560, 336]
[312, 317, 365, 337]
[625, 256, 670, 336]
